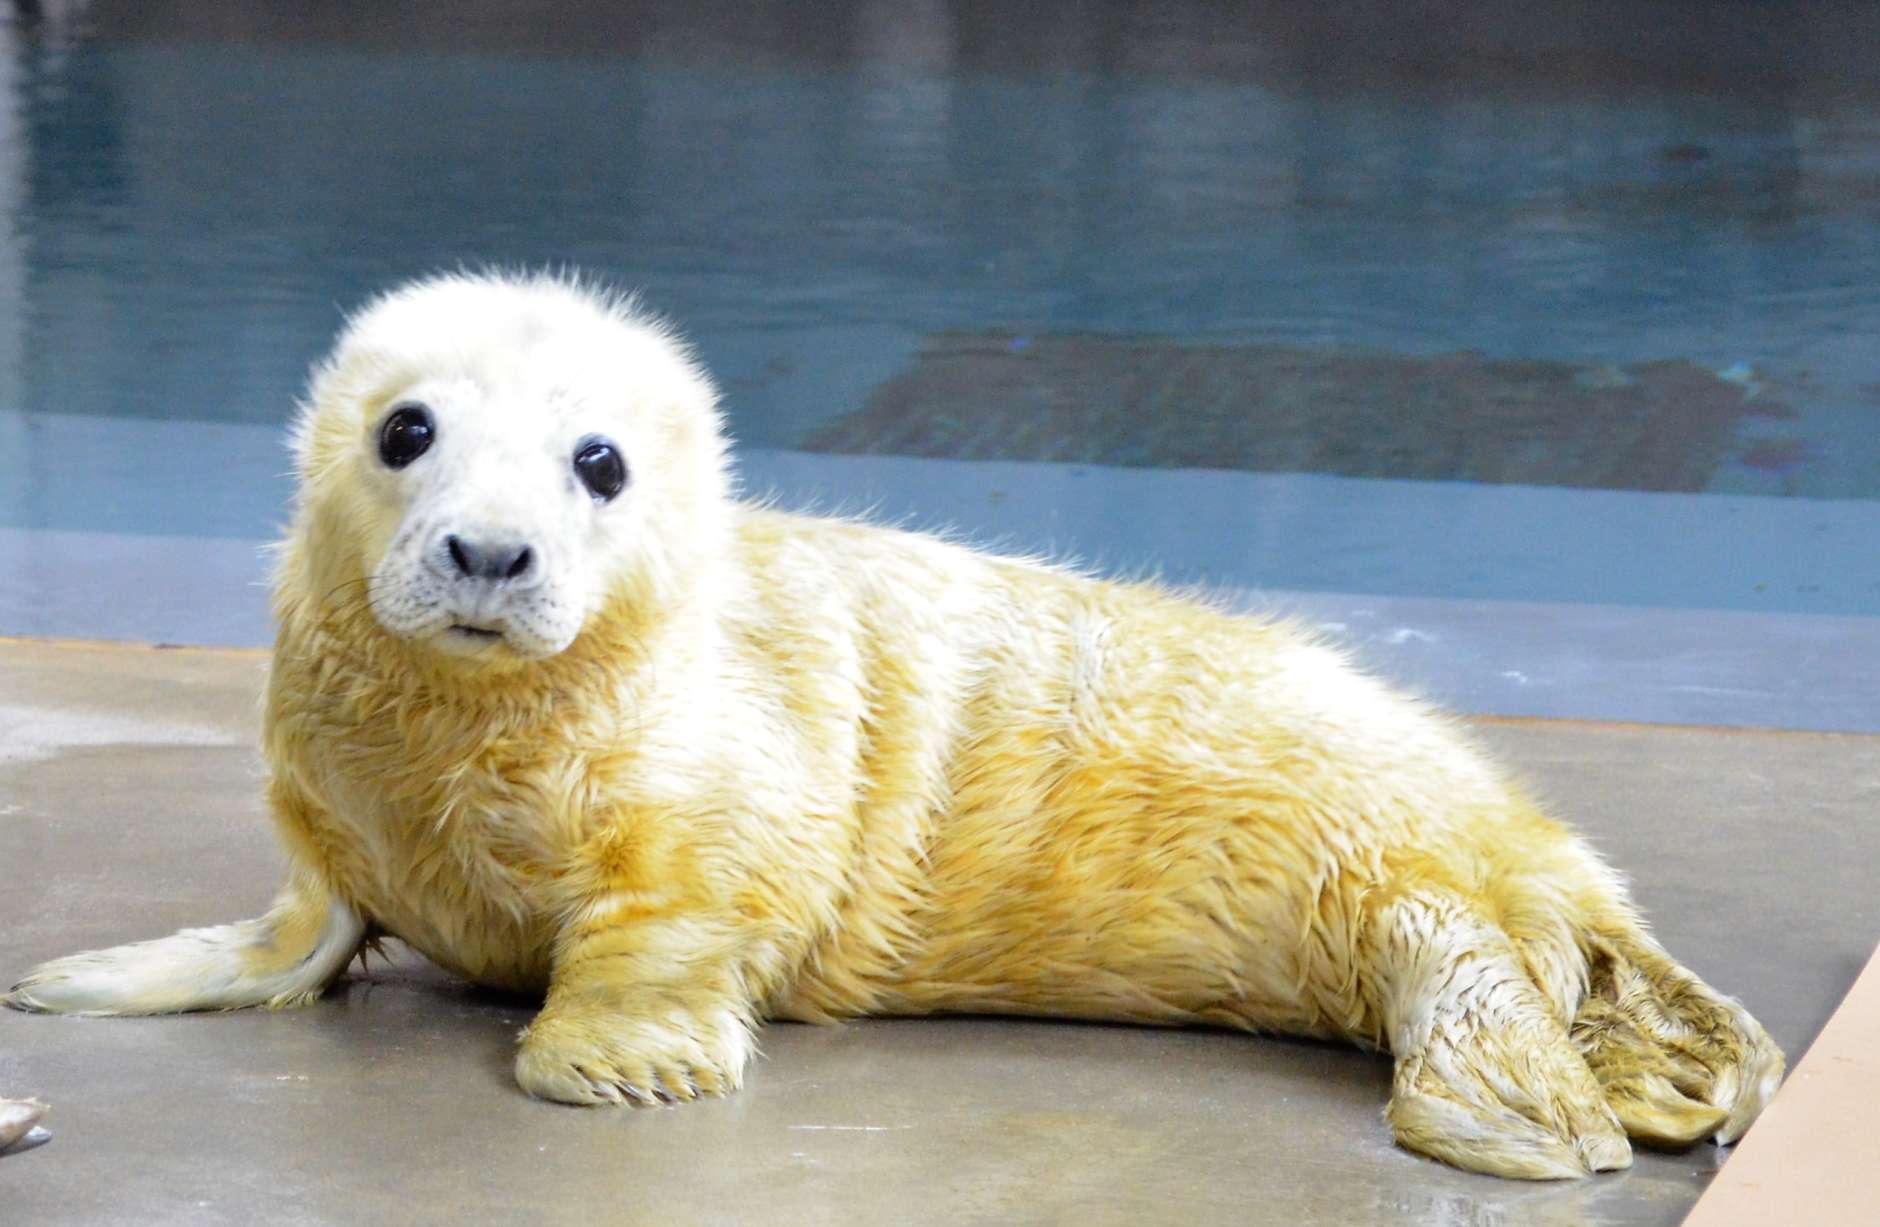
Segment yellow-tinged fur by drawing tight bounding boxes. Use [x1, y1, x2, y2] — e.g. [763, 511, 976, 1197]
[7, 272, 1783, 1179]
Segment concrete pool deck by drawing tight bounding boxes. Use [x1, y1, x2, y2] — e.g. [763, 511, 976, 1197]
[2, 637, 1877, 1225]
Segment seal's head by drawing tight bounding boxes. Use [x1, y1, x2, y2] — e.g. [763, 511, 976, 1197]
[285, 271, 729, 666]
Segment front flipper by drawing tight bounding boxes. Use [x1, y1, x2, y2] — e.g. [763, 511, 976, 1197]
[517, 992, 756, 1106]
[515, 894, 763, 1104]
[5, 869, 364, 1015]
[514, 917, 761, 1106]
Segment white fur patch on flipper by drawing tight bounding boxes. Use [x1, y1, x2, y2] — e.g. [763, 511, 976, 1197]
[6, 897, 364, 1016]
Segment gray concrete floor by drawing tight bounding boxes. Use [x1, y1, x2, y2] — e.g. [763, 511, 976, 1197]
[2, 639, 1877, 1226]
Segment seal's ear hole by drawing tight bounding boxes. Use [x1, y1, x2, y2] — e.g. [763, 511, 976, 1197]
[573, 436, 629, 502]
[378, 403, 436, 470]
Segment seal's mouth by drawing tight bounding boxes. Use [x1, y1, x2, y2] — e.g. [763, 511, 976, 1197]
[448, 623, 505, 643]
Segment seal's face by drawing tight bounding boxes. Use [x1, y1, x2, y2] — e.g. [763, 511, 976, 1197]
[289, 273, 729, 665]
[357, 372, 626, 659]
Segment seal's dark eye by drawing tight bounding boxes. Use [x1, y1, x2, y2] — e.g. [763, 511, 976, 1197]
[378, 403, 434, 470]
[574, 438, 628, 502]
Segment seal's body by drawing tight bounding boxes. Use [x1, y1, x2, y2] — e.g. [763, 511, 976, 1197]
[8, 273, 1782, 1180]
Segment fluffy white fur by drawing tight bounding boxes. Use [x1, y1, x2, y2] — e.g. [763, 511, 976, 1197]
[6, 271, 1783, 1180]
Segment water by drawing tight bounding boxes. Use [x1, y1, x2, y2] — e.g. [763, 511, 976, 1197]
[1, 1, 1877, 624]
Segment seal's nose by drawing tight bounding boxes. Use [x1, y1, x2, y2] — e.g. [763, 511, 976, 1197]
[446, 535, 535, 582]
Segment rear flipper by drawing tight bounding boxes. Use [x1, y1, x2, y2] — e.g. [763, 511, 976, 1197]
[1369, 854, 1785, 1179]
[1375, 889, 1633, 1179]
[1570, 928, 1784, 1149]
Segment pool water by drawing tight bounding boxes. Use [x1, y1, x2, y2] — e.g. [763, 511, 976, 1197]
[1, 0, 1876, 726]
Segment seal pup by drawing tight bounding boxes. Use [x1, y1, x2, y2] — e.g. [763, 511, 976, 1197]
[7, 272, 1783, 1179]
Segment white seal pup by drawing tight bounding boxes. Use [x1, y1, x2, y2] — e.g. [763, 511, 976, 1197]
[7, 272, 1783, 1179]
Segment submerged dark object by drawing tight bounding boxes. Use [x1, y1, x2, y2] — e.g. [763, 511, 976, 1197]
[803, 332, 1796, 494]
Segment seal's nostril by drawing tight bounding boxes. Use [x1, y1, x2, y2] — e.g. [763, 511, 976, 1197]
[447, 535, 475, 578]
[445, 535, 532, 582]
